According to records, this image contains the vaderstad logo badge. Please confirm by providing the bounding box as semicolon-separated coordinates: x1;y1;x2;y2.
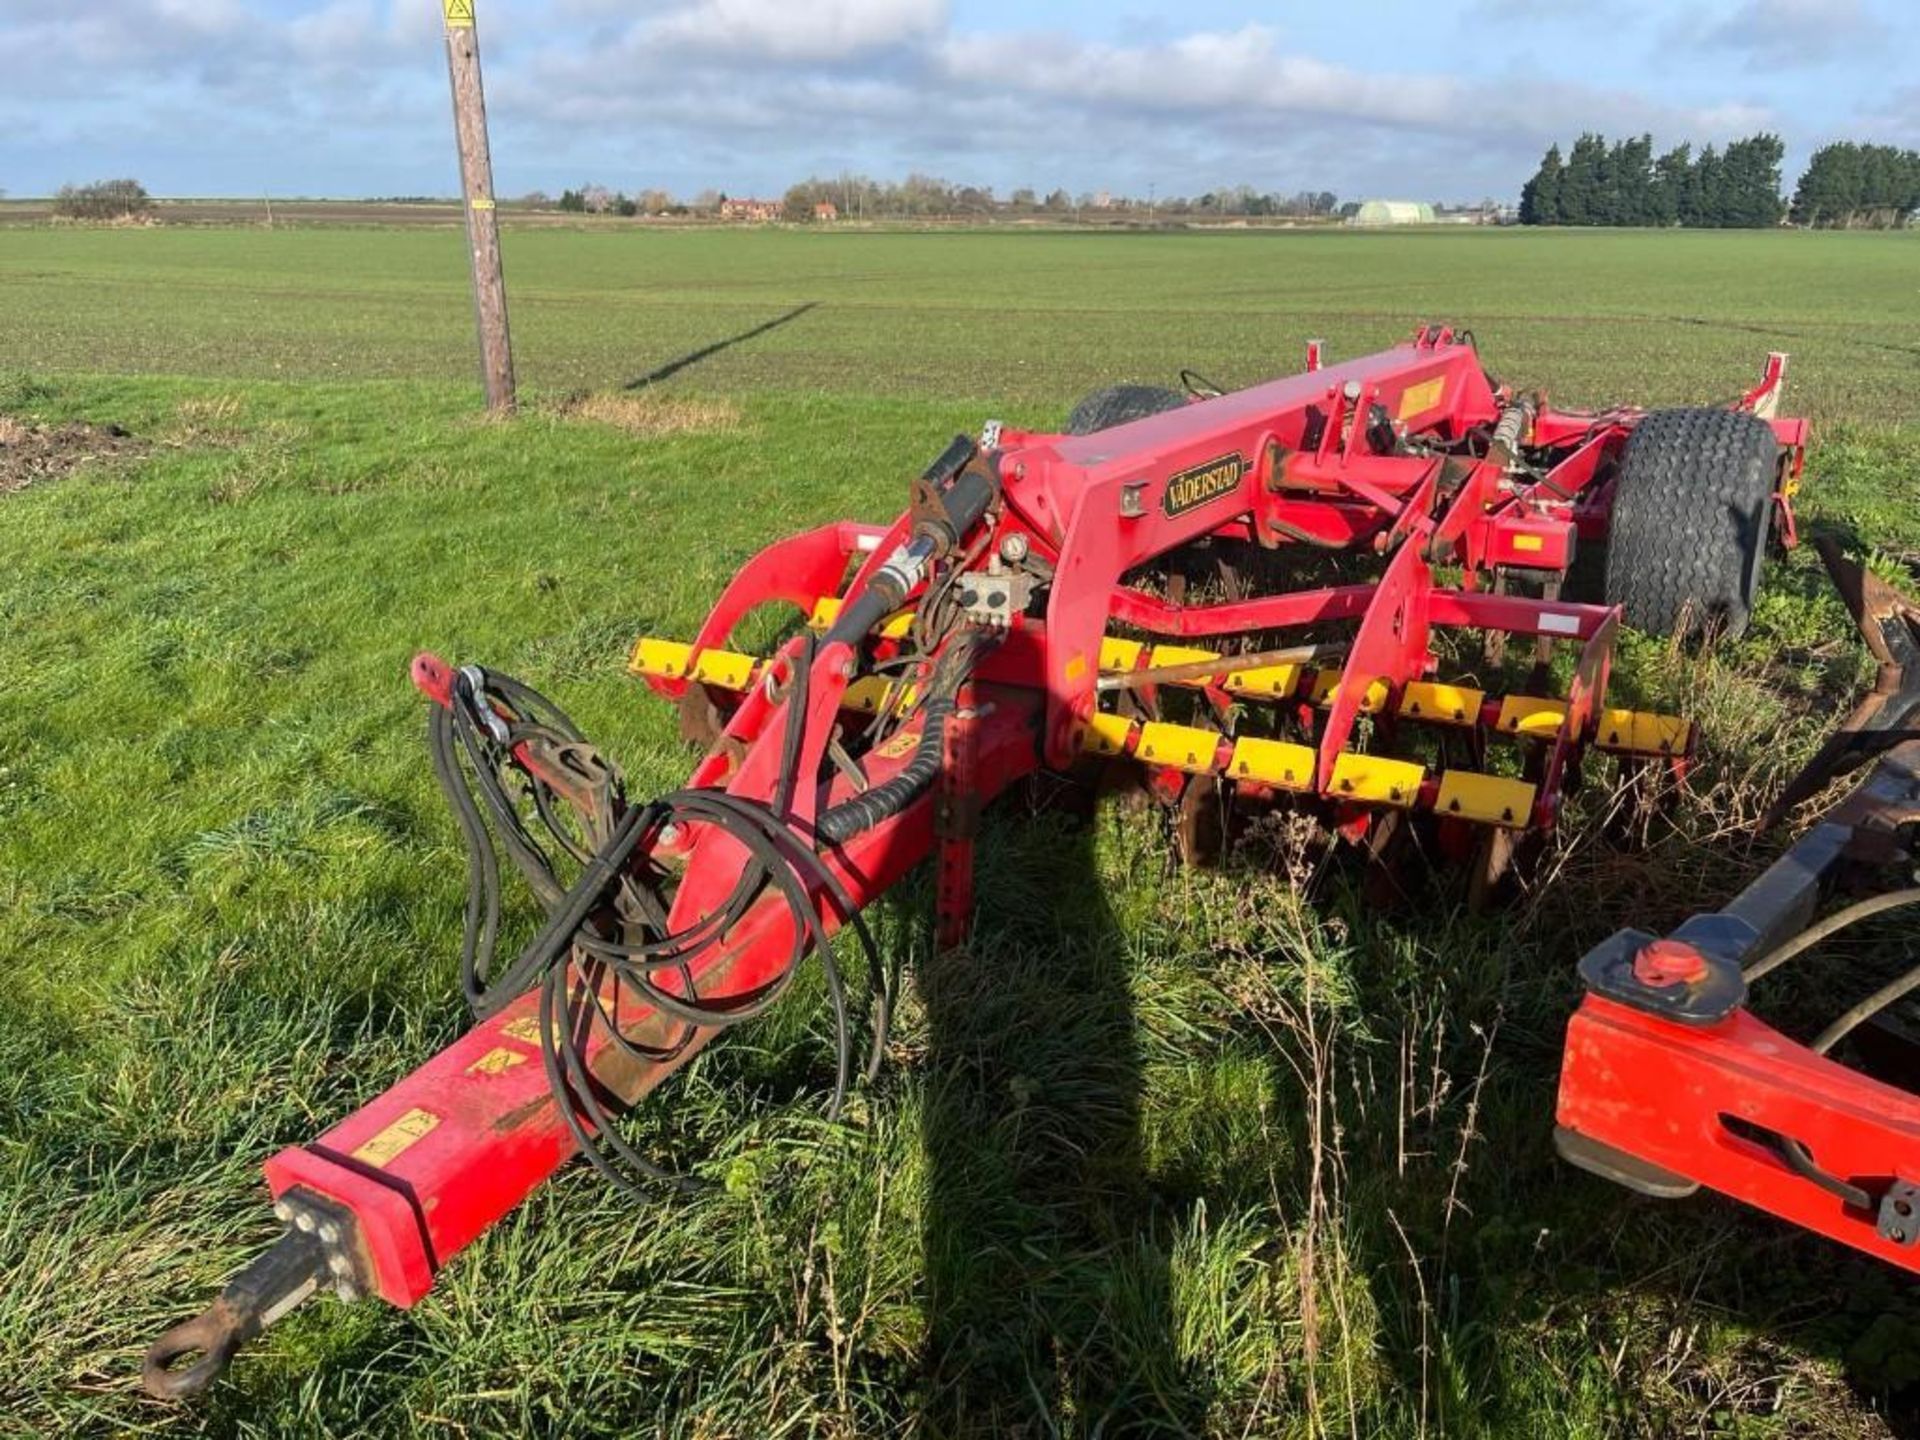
1162;452;1245;517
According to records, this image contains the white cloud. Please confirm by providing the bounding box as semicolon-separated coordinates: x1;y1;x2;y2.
1699;0;1887;68
647;0;947;62
933;24;1768;148
0;0;1868;200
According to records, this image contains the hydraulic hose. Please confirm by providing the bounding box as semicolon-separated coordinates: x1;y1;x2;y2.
428;628;988;1193
818;693;954;844
428;438;1002;1192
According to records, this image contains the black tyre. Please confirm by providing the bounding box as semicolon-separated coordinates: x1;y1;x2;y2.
1066;384;1187;435
1603;407;1778;641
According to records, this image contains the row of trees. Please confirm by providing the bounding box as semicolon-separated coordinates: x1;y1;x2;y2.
1519;133;1787;228
776;175;1345;221
555;185;680;216
51;178;152;221
541;176;1347;222
1789;142;1920;228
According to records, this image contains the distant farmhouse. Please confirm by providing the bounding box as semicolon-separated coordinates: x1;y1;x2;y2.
1349;199;1436;226
813;201;838;221
718;197;781;222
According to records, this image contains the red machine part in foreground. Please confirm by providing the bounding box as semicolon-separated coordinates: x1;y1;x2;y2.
143;328;1846;1399
1557;542;1920;1268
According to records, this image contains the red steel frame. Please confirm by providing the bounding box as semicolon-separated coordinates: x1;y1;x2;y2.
154;329;1854;1393
1556;740;1920;1272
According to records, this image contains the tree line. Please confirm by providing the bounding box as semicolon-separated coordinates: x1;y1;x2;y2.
541;175;1352;222
1519;133;1788;228
1789;142;1920;228
774;175;1345;221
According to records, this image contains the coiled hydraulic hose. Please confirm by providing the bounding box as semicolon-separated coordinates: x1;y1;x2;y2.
430;626;985;1193
429;440;1001;1191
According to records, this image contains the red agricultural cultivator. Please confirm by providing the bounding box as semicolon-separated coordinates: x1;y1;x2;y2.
143;329;1919;1400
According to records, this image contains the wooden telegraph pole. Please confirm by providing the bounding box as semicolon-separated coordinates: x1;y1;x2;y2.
440;0;516;413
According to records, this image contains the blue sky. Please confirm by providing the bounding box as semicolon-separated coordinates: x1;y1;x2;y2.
0;0;1913;202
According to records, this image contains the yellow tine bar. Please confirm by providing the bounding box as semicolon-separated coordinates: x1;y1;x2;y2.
843;678;920;715
1226;736;1317;791
1136;721;1224;774
629;637;694;680
843;677;890;713
1435;770;1537;828
1311;671;1392;713
1222;663;1302;699
1496;695;1569;739
1329;752;1424;806
806;596;915;639
1081;711;1136;757
632;634;925;716
1146;643;1222;670
688;648;758;690
1596;708;1692;756
1398;680;1484;725
1098;639;1301;698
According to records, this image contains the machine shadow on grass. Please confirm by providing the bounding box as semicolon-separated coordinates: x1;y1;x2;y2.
621;303;818;390
906;757;1920;1436
914;778;1206;1435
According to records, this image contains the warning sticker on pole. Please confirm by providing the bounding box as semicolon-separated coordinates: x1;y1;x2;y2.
443;0;474;26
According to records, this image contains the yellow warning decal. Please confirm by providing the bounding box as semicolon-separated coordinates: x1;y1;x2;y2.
1064;653;1088;684
351;1108;440;1168
1397;377;1445;421
443;0;475;25
1511;533;1544;553
470;196;495;211
501;1015;542;1045
873;727;922;760
466;1047;527;1077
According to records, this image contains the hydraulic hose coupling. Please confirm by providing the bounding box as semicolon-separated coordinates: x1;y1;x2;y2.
830;436;1001;647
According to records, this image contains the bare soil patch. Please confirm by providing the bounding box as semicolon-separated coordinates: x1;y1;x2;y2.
0;417;143;496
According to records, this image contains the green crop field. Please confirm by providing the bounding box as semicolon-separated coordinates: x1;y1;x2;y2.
1;225;1917;1438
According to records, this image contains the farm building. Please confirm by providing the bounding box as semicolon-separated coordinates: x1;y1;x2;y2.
718;197;781;222
1349;199;1436;226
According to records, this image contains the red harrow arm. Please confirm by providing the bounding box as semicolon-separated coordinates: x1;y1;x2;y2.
142;329;1819;1398
1557;541;1920;1269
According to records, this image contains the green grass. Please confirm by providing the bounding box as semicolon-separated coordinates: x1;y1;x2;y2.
2;227;1919;1438
1;226;1916;423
